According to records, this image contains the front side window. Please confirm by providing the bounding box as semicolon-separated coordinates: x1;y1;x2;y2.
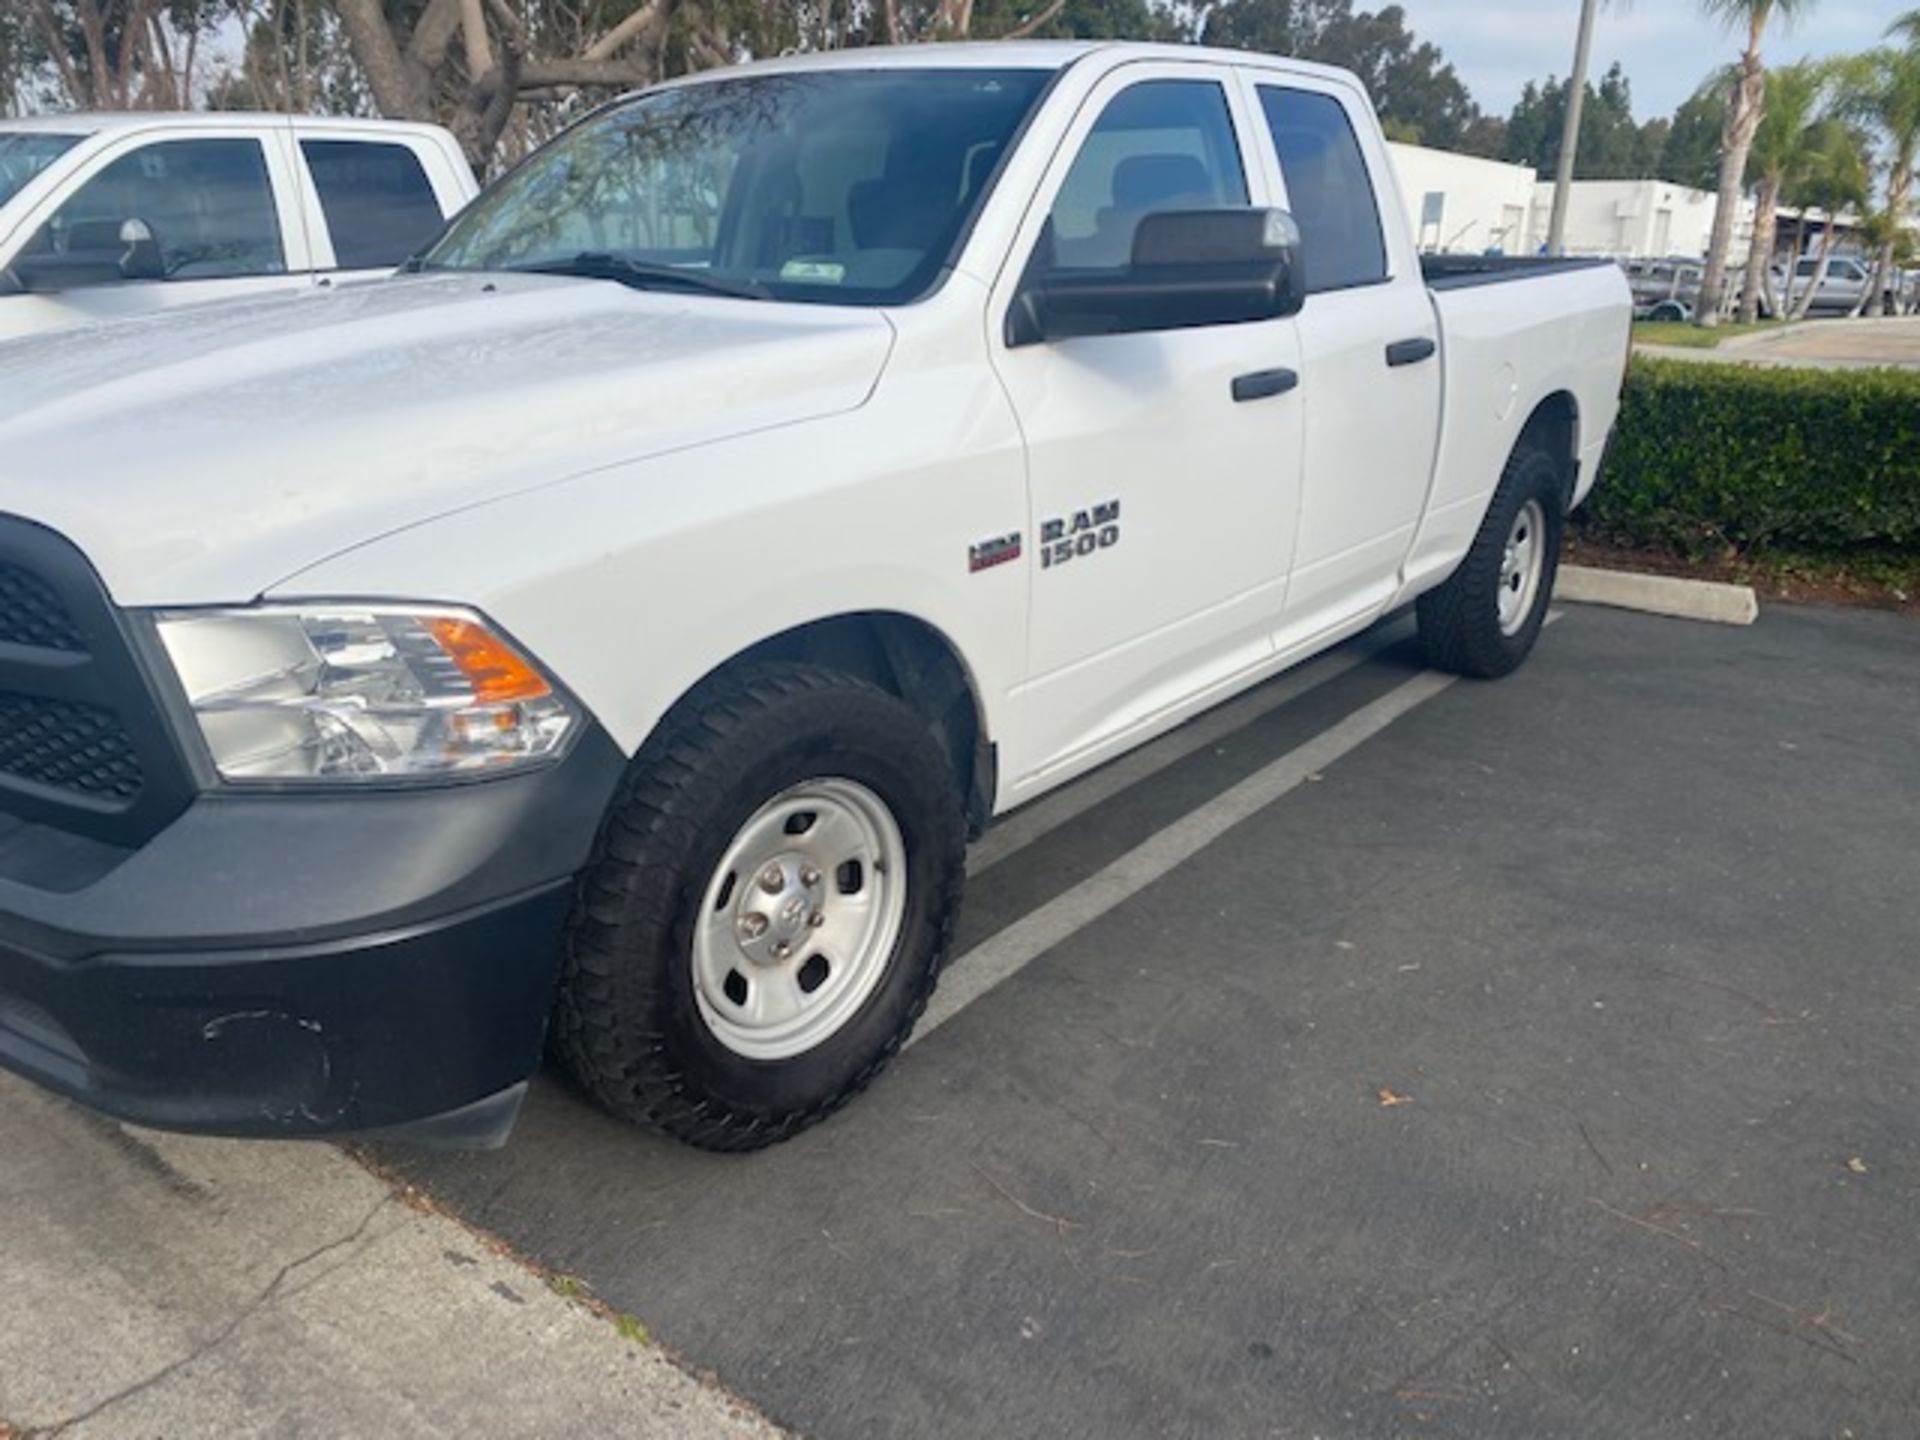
1039;79;1248;274
1257;86;1388;294
20;137;285;281
0;132;84;209
428;69;1050;306
302;139;445;270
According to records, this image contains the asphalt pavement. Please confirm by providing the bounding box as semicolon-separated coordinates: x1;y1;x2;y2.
375;601;1920;1439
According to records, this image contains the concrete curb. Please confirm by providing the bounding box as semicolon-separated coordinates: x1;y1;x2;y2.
1557;564;1759;626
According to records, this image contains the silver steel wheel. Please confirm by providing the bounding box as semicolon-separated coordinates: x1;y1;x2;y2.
1497;498;1546;637
691;777;908;1061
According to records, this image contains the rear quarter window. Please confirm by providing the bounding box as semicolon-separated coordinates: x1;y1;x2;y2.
301;139;446;270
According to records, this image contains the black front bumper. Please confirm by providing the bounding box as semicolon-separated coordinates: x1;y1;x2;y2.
0;728;626;1147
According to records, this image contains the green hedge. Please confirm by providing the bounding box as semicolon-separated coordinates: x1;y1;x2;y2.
1577;357;1920;558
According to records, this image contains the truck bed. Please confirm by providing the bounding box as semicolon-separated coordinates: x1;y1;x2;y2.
1421;254;1620;292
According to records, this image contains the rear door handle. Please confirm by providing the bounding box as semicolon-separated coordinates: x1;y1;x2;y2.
1386;337;1437;367
1231;368;1300;402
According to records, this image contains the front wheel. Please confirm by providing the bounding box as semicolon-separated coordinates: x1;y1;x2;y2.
554;662;965;1151
1416;439;1565;679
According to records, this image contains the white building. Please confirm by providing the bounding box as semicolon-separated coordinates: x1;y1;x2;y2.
1381;141;1756;263
1525;178;1753;261
1385;142;1537;255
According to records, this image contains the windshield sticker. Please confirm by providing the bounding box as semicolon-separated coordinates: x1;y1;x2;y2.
780;259;847;284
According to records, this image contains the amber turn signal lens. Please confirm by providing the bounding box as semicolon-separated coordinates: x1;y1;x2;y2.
425;616;553;703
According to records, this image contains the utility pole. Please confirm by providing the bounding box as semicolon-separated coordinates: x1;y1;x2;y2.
1546;0;1601;256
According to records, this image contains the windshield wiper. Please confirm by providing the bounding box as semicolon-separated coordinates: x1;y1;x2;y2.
511;252;770;300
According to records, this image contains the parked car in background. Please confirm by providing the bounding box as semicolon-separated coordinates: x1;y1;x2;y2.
1622;256;1723;322
1772;254;1873;315
0;114;477;343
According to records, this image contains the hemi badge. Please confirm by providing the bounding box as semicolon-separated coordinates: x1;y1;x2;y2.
969;532;1022;573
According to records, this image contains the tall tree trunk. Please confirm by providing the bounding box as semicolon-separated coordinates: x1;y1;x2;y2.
1738;174;1780;324
1851;164;1912;319
334;0;434;119
1696;14;1768;328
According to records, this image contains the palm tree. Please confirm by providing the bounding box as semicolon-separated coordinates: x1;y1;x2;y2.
1694;0;1820;328
1839;22;1920;316
1738;59;1829;321
1782;119;1874;318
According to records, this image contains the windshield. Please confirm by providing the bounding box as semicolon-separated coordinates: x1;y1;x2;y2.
0;132;84;209
428;68;1050;306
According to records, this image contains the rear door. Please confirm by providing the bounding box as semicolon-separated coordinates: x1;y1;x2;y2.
291;128;472;285
1238;69;1442;650
988;62;1305;790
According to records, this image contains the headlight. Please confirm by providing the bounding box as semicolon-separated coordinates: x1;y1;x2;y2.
154;605;580;782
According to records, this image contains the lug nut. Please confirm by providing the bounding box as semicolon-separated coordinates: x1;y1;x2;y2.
800;866;821;887
738;912;769;940
758;864;785;894
808;912;826;928
771;940;792;960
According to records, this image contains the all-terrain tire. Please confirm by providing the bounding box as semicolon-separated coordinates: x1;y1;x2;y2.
1416;438;1565;679
553;661;965;1152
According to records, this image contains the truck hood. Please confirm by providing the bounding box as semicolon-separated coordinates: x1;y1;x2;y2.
0;273;894;605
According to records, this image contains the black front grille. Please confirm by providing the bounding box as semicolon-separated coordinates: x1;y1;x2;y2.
0;561;86;652
0;516;194;846
0;692;145;801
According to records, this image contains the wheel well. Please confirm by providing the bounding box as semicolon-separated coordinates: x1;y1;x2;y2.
718;613;993;839
1519;392;1580;507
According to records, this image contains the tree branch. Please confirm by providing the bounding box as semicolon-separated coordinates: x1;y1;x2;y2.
1003;0;1065;39
583;0;664;62
460;0;494;77
335;0;432;117
404;0;468;75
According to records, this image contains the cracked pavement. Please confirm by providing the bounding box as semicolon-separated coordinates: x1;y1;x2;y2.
0;1073;781;1440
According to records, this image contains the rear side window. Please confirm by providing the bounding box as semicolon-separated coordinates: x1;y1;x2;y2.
301;139;444;270
1256;87;1388;294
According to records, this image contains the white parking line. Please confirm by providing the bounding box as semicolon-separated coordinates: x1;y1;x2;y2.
913;666;1459;1045
965;616;1415;878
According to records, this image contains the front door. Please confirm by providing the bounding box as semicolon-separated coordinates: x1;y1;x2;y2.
2;129;310;340
989;64;1305;794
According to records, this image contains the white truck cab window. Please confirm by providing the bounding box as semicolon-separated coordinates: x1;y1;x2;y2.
301;139;445;270
19;137;284;283
1041;80;1248;273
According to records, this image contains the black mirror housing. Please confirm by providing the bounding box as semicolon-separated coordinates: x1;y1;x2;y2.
1007;206;1305;348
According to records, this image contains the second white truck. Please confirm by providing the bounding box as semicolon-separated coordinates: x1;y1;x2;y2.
0;113;476;342
0;42;1631;1151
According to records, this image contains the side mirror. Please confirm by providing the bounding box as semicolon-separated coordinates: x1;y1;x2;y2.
1007;207;1305;348
118;218;165;281
8;217;165;292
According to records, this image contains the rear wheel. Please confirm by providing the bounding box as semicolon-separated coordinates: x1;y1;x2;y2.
554;662;965;1151
1417;438;1565;679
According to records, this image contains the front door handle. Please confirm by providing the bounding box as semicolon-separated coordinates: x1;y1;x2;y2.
1231;367;1300;402
1386;337;1437;367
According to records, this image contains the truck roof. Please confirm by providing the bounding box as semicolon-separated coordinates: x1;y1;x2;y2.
0;111;456;138
640;40;1362;89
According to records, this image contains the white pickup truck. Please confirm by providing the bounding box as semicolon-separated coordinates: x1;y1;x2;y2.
0;113;476;342
0;43;1630;1151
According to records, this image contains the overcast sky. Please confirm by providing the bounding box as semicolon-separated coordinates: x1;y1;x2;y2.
1401;0;1908;120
